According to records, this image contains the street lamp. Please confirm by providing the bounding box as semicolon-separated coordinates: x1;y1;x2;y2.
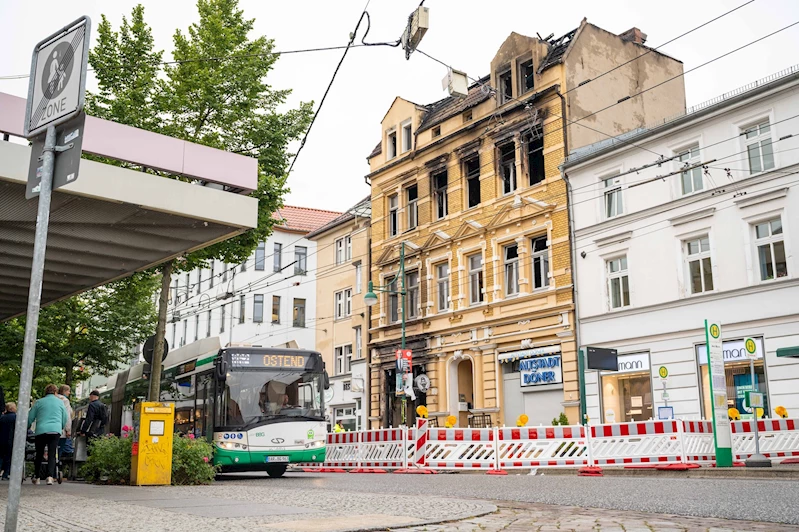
364;242;410;424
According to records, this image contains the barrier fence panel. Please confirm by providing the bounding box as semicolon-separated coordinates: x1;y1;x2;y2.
497;426;589;469
425;427;497;470
359;428;407;469
732;418;799;461
325;431;360;468
589;421;683;466
681;420;715;464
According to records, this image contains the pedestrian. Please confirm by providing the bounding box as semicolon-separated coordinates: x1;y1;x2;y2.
333;420;344;433
0;402;16;480
56;385;74;458
27;385;67;485
79;390;108;445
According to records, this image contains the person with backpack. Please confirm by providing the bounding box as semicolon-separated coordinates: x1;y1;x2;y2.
79;390;108;443
0;402;16;480
28;385;68;485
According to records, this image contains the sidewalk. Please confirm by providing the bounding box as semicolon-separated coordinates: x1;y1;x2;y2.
0;481;496;532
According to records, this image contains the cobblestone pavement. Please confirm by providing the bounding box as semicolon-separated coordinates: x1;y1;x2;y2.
395;502;799;531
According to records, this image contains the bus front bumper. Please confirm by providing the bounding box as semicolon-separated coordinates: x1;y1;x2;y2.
214;446;326;468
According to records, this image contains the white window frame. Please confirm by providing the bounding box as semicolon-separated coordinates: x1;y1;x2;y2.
355;263;363;294
433;170;448;220
436;263;450;312
387;277;399;323
606;256;630;310
336;236;352;264
194;314;199;342
401;119;412;153
504;244;519;297
603;173;623;219
531;235;550;290
499;143;516;195
685;235;714;295
406;271;419;319
468;253;484;305
354;326;362;360
676;144;703;195
754;217;787;282
253;294;264;323
335;289;352;320
406;185;418;230
335;344;353;375
386;128;397;160
743;119;775;175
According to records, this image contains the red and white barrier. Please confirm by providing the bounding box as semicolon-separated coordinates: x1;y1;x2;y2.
589;421;683;466
424;427;497;470
358;428;407;469
325;431;360;468
682;420;715;464
732;418;799;461
497;426;590;469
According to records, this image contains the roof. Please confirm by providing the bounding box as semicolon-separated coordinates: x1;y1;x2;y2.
416;75;493;135
272;205;342;234
368;140;382;159
538;28;578;72
306;195;372;239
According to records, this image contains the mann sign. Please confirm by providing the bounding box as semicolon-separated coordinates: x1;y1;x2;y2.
519;355;563;387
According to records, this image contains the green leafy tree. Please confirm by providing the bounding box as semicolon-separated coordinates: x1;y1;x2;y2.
85;1;312;399
0;273;158;390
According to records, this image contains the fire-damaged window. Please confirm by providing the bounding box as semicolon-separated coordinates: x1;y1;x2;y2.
433;170;448;220
498;69;512;105
499;142;516;195
519;58;534;93
465;156;481;208
526;132;545;186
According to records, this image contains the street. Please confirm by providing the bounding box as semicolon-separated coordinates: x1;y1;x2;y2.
1;472;798;531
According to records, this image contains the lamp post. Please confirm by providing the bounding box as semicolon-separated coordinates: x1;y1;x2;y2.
364;242;407;423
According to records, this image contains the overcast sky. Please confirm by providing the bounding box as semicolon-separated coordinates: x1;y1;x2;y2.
2;0;798;212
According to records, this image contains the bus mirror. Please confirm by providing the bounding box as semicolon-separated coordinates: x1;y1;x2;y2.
324;370;330;390
215;360;228;382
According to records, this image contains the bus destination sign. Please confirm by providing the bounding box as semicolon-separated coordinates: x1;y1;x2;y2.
229;352;309;369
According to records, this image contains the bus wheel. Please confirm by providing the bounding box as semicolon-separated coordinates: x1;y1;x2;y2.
266;464;287;478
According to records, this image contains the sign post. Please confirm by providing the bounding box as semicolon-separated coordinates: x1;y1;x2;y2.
5;16;90;532
704;320;733;467
744;337;771;468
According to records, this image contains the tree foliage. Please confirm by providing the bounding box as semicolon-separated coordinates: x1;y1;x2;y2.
0;273;159;391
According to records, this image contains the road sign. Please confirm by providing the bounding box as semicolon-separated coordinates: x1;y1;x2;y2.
143;334;170;365
658;366;669;379
744;337;758;359
24;16;91;138
26;112;85;198
745;391;764;409
705;319;733;467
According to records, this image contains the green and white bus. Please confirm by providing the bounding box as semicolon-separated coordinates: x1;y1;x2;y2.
87;338;328;477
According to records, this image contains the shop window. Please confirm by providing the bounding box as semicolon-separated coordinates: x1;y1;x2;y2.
743;120;774;174
433;171;448;220
698;341;768;421
685;236;713;294
677;145;703;195
465;156;481;208
601;356;652;423
388;194;399;237
406;185;418;229
334;406;359;432
504;244;519;296
526;133;545;186
436;263;449;311
607;256;630;309
499;143;516;195
754;218;787;281
531;236;549;290
468;254;484;304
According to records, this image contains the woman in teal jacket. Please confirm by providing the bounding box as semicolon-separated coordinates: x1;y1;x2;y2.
28;384;67;485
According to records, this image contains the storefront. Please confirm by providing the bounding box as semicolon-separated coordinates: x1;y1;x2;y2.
599;352;653;423
500;345;564;426
697;337;768;421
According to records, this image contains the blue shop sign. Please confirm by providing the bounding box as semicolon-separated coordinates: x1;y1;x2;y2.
519;354;563;387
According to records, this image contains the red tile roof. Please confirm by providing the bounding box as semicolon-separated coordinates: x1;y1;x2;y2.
272;205;342;234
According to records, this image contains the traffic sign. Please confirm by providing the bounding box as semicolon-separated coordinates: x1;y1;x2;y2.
24;16;91;138
26;112;85;199
744;337;758;359
745;391;764;409
658;366;669;379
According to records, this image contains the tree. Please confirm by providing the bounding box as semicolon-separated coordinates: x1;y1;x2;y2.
0;273;159;392
86;1;313;399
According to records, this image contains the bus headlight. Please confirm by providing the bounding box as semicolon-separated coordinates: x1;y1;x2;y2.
305;440;325;449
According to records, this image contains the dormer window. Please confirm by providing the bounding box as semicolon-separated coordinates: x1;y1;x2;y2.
519;58;534;94
432;126;441;138
498;69;512;105
387;128;397;160
401;120;412;153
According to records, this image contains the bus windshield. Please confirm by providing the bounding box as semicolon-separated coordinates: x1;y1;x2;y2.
217;369;324;428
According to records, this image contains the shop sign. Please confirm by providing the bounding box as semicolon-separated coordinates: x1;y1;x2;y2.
696;337;764;364
601;352;649;375
519;355;562;387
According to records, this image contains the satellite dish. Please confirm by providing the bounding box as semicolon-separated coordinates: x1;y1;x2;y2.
143;335;169;364
324;388;335;404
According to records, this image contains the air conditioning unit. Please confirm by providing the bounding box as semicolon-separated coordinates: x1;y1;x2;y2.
441;69;469;98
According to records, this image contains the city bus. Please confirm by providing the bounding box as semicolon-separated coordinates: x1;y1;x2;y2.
81;338;328;477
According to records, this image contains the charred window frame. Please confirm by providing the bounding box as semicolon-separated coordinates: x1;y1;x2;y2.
525;132;545;186
499;142;517;195
464;155;481;208
519;58;535;94
433;170;448;220
498;68;512;105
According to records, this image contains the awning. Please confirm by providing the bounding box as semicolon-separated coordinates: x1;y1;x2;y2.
777;346;799;358
498;345;561;363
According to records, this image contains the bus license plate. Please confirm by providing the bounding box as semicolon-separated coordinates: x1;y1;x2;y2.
265;456;289;463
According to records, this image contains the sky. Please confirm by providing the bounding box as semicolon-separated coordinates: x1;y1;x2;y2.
1;0;798;213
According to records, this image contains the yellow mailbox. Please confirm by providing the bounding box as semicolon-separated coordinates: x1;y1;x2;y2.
131;402;174;486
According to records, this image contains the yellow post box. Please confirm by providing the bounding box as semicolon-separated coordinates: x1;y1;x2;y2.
131;402;174;486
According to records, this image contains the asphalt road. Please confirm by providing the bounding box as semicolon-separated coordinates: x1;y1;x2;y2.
222;471;799;525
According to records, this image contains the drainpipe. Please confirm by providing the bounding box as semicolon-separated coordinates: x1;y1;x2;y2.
558;88;585;425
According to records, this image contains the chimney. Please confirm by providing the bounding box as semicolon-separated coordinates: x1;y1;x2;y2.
619;27;647;45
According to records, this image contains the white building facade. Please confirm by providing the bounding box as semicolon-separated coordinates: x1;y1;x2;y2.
167;206;341;353
566;66;799;424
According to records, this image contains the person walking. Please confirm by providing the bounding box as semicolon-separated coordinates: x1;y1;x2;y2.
56;385;74;457
79;390;107;444
27;385;67;485
0;403;16;480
